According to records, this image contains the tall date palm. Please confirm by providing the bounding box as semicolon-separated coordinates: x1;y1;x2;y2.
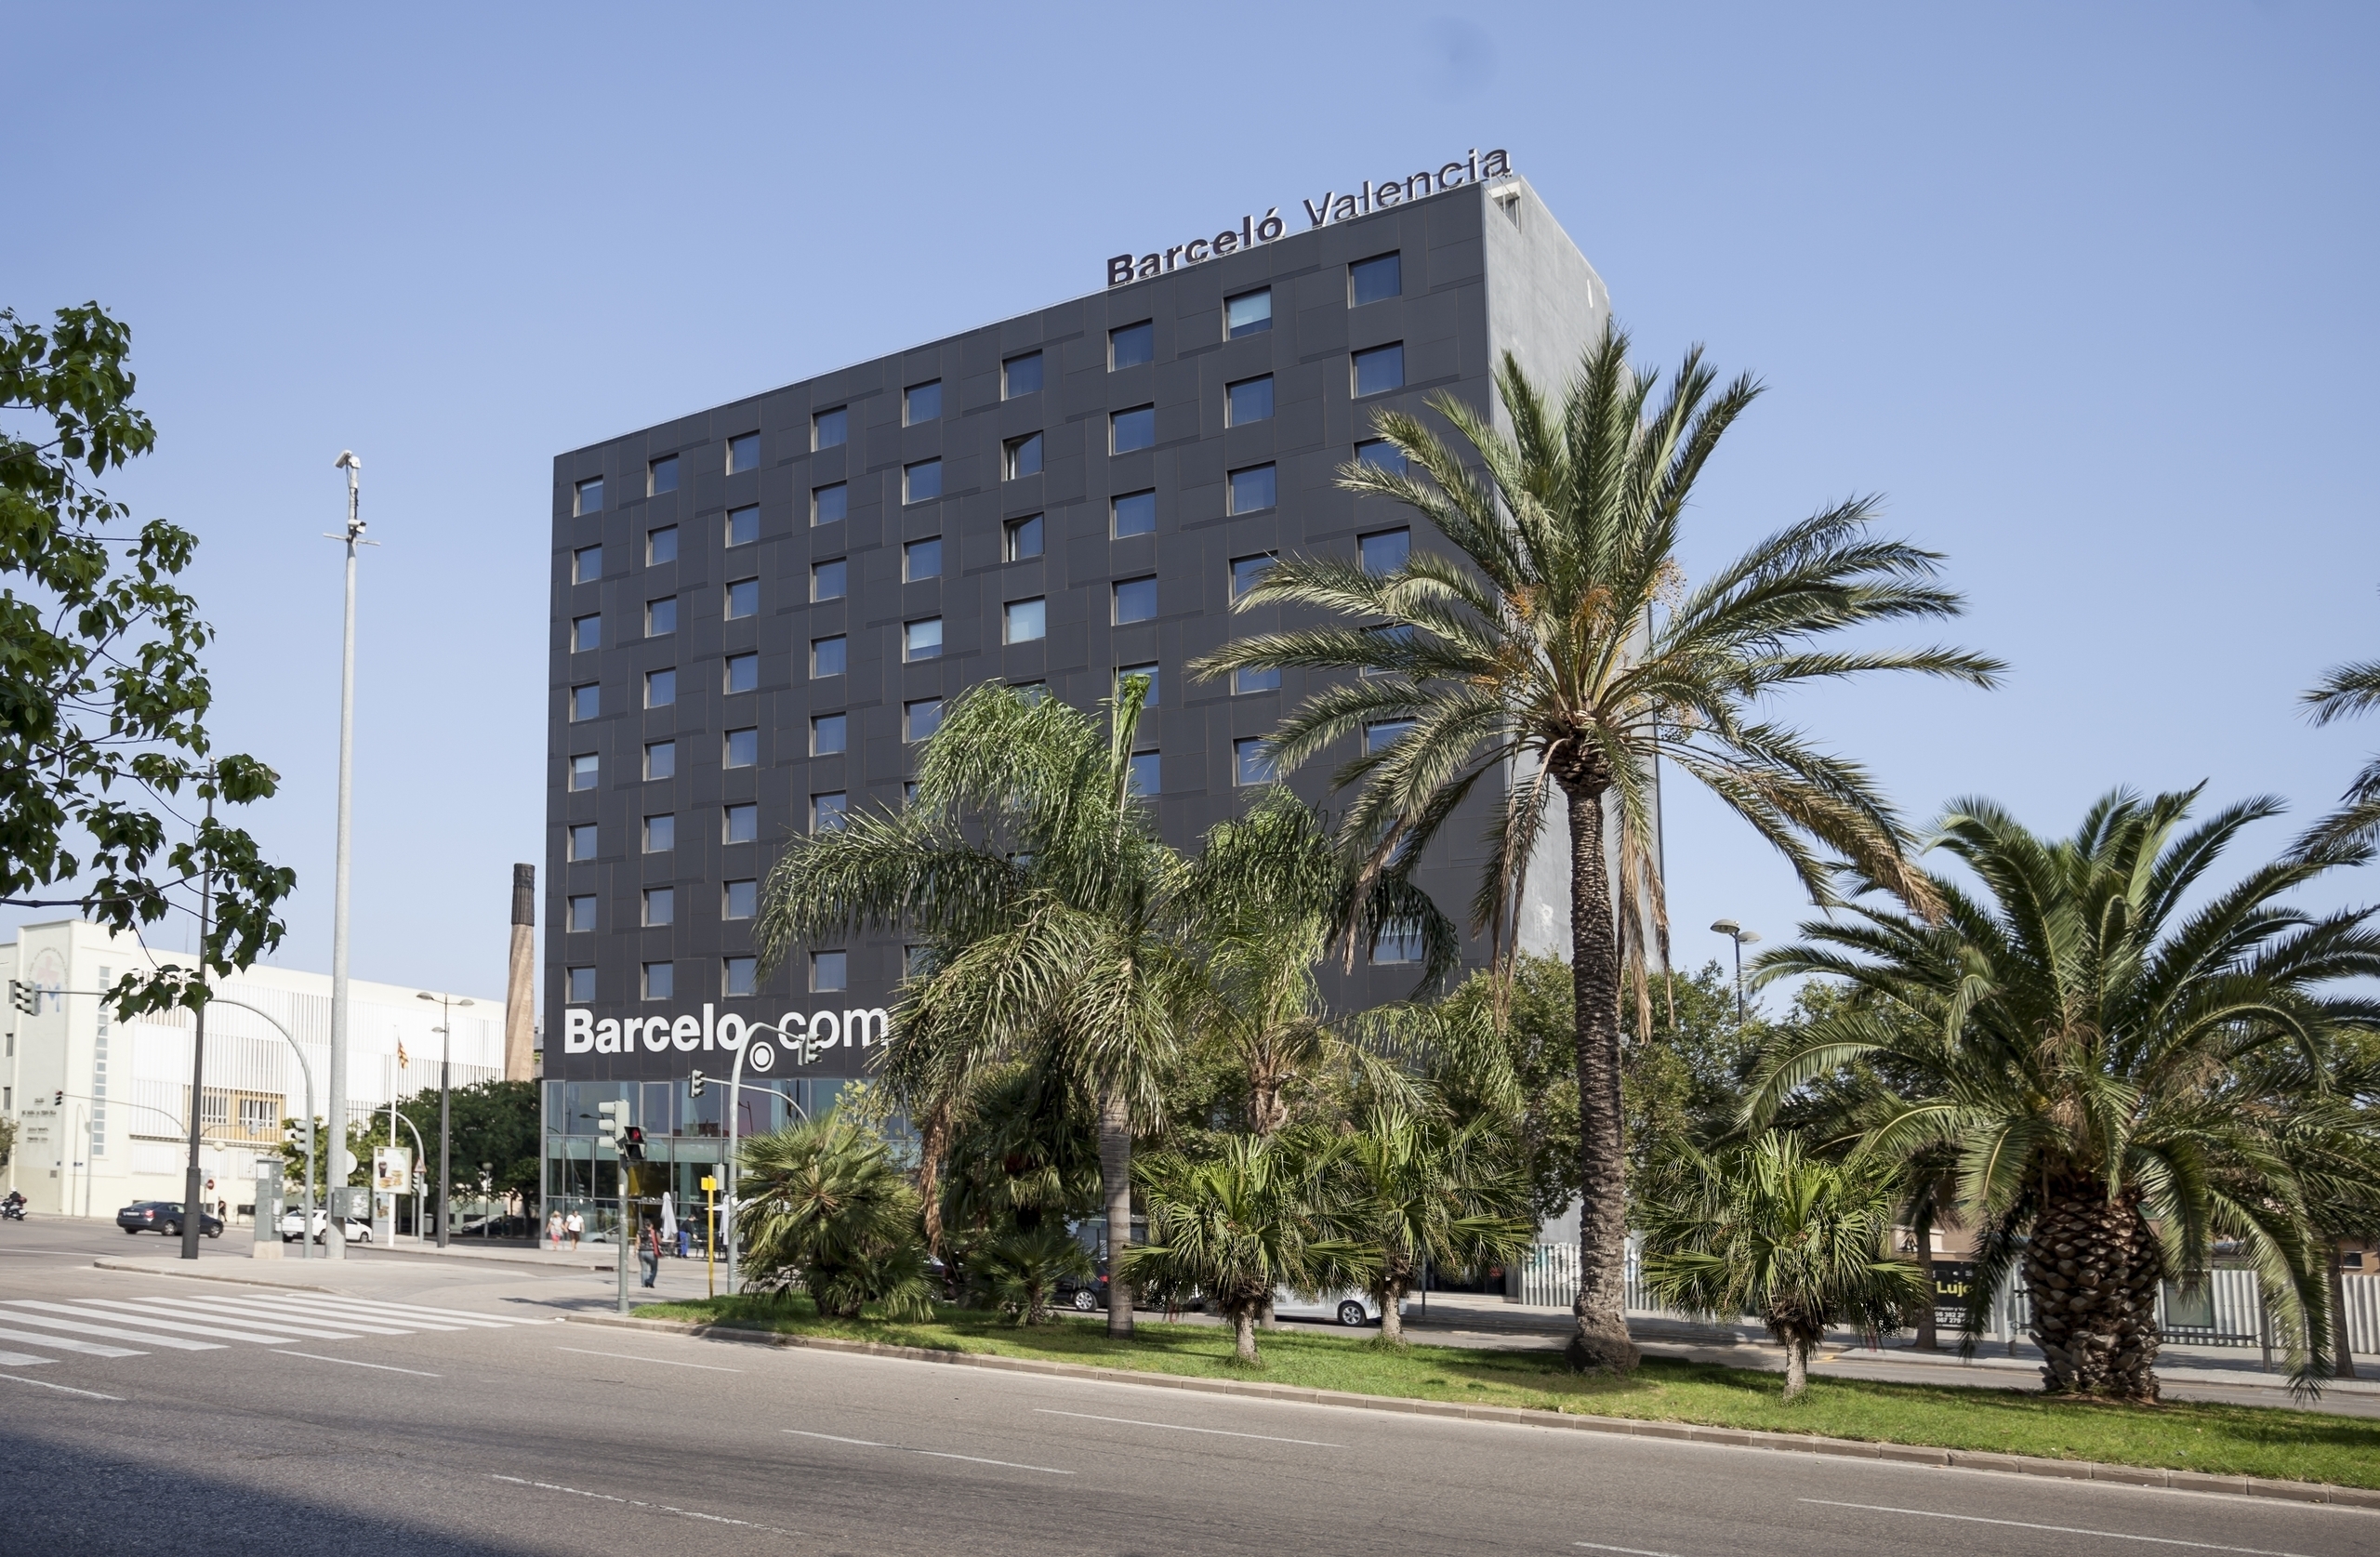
1192;328;1999;1372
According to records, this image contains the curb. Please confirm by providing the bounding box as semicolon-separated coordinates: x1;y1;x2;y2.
563;1313;2380;1511
92;1259;341;1295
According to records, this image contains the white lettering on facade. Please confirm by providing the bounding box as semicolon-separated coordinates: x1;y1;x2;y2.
557;1005;890;1071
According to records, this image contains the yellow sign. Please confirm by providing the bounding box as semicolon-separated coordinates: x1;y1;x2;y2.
700;1176;717;1193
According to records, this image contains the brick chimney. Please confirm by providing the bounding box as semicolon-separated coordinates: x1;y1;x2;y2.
504;863;536;1082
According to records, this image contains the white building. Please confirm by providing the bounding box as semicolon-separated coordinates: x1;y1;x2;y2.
1;917;504;1219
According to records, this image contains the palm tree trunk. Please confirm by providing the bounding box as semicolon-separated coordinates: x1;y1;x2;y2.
1099;1084;1134;1339
2027;1179;2162;1403
1233;1307;1259;1365
1379;1280;1406;1344
2330;1240;2360;1380
1912;1199;1938;1352
915;1103;951;1260
1556;772;1641;1376
1782;1337;1811;1401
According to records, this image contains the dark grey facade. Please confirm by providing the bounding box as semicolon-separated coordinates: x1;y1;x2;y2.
544;174;1608;1115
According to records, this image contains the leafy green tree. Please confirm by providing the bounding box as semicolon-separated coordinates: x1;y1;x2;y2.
1193;330;1997;1373
1752;788;2380;1397
0;304;292;1014
389;1080;540;1203
1121;1136;1314;1365
1640;1130;1924;1400
757;680;1196;1337
972;1223;1096;1326
735;1113;932;1320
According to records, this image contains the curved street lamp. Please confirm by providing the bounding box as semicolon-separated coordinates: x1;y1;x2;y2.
1709;920;1761;1022
717;1019;829;1298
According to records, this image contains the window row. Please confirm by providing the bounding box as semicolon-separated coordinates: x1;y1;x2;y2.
565;879;760;931
563;949;851;1005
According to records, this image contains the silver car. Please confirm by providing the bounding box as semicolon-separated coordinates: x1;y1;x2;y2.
278;1210;373;1244
1271;1287;1410;1327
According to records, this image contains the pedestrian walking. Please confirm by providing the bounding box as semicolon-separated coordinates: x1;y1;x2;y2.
565;1207;583;1249
638;1218;661;1288
546;1209;562;1250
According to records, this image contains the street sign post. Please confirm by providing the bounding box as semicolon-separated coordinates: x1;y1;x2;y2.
702;1174;718;1299
253;1167;284;1260
597;1101;630;1315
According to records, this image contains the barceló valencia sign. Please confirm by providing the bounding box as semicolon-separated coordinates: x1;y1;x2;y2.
562;1003;890;1063
1106;148;1513;287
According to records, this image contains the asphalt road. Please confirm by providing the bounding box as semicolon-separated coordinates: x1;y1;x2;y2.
3;1221;2375;1557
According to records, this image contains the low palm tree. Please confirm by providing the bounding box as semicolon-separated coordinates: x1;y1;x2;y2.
1120;1137;1314;1365
1640;1130;1924;1400
756;680;1193;1338
1192;328;2000;1372
735;1113;933;1321
2297;657;2380;855
1311;1100;1532;1344
972;1223;1096;1326
1751;788;2380;1397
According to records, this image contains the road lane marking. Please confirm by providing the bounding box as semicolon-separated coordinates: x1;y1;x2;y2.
1797;1499;2319;1555
271;1294;526;1327
0;1328;142;1358
0;1349;56;1366
68;1297;365;1339
0;1373;122;1400
274;1351;441;1377
230;1297;463;1333
4;1300;298;1345
781;1429;1071;1475
557;1346;740;1372
0;1309;222;1350
1033;1407;1342;1447
1576;1543;1686;1557
489;1474;803;1537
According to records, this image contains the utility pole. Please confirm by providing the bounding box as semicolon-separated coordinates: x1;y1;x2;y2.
1710;919;1760;1023
416;992;472;1247
324;451;367;1260
179;781;216;1261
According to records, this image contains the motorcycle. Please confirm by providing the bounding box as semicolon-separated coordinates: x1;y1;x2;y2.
0;1201;26;1221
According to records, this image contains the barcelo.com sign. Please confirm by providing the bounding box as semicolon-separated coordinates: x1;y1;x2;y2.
562;1003;890;1058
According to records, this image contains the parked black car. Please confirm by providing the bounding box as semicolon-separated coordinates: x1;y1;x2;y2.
116;1201;223;1238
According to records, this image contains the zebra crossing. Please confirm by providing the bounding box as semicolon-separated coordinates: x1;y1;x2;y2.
0;1287;545;1367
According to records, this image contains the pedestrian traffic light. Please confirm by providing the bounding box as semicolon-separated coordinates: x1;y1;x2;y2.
621;1126;647;1162
687;1069;706;1097
54;1089;64;1106
595;1099;626;1145
10;980;36;1016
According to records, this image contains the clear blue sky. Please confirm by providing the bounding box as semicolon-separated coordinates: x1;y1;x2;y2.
7;3;2375;1007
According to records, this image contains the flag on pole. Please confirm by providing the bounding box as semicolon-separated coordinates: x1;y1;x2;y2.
396;1039;410;1068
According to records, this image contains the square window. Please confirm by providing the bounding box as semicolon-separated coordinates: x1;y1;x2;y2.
642;887;674;928
812;559;847;601
726;505;760;547
904;779;922;805
811;950;847;994
1234;737;1276;785
646;597;678;637
724;727;758;767
724;878;759;919
722;955;757;996
1112;490;1157;537
811;792;847;832
1128;751;1160;797
905;381;942;424
1350;252;1402;307
904;944;932;979
1226;376;1274;426
645;667;676;707
648;455;679;495
569;754;598;791
723;802;758;844
1360;527;1411;574
1364;719;1416;754
564;894;593;935
644;740;677;780
1355;439;1408;474
1003;351;1043;397
566;966;596;1003
1117;663;1158;707
572;614;600;653
905;698;943;742
813;406;847;449
1112;576;1157;624
904;536;942;581
1004;431;1043;480
813;482;848;525
904;458;942;503
1353;343;1406;397
567;822;599;861
811;713;847;755
811;635;846;678
1232;665;1281;695
572;544;602;585
642;961;675;1001
725;577;760;619
646;525;678;565
1228;464;1276;514
724;652;758;693
726;431;760;473
1225;288;1272;337
1110;405;1156;454
574;476;603;515
905;617;944;661
1004;598;1047;643
1370;921;1424;964
1109;321;1154;369
1363;623;1415;675
1231;553;1276;599
643;813;674;852
1009;682;1047;706
569;683;600;721
1004;513;1044;561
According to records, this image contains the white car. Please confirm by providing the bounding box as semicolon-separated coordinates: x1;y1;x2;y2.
1272;1287;1411;1327
278;1210;373;1244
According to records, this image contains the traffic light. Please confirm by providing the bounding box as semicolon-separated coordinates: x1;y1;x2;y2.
621;1126;647;1162
595;1099;626;1147
10;980;36;1016
687;1069;706;1098
54;1090;64;1106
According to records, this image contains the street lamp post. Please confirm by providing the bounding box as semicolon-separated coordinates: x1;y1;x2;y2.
1709;919;1760;1022
721;1021;825;1298
324;451;368;1260
416;992;473;1247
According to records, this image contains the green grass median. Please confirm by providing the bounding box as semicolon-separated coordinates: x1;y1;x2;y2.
632;1296;2376;1489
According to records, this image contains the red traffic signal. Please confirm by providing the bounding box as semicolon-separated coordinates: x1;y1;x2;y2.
621;1125;647;1161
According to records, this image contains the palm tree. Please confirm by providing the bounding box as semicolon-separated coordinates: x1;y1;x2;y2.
755;680;1193;1338
1311;1100;1532;1344
972;1222;1096;1326
735;1113;933;1321
1191;328;2000;1372
2298;658;2380;855
1120;1137;1314;1365
1751;788;2380;1398
1640;1130;1925;1400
